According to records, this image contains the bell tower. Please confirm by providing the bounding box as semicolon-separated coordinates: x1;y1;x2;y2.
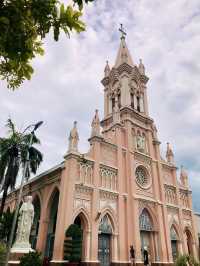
101;25;149;128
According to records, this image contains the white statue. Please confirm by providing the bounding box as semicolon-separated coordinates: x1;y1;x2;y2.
91;109;101;137
11;196;34;252
137;135;145;152
68;121;79;153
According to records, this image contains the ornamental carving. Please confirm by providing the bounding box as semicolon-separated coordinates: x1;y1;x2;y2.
135;166;151;189
138;199;156;214
77;161;93;185
100;166;118;191
134;152;152;166
165;185;177;205
179;190;189;209
74;198;91;212
99;190;118;212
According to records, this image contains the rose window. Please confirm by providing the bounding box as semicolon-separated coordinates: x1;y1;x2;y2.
135;166;151;189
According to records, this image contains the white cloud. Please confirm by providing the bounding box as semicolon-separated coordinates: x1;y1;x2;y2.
0;0;200;210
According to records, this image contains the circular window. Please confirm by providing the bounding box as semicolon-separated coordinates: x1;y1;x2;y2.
135;166;151;189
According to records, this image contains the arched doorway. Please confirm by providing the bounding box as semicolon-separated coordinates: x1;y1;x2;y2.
98;215;112;266
139;209;155;261
73;212;89;261
170;226;179;261
45;189;59;259
185;228;193;256
30;196;41;249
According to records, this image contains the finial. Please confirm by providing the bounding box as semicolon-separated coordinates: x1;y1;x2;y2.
180;165;189;187
91;109;101;137
104;60;110;77
119;23;127;40
166;142;174;164
139;58;145;75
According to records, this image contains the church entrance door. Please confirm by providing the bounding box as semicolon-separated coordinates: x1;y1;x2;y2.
98;234;111;266
98;215;113;266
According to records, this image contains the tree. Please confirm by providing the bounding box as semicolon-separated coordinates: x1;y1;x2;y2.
0;0;94;89
0;209;15;244
63;224;83;262
0;119;43;216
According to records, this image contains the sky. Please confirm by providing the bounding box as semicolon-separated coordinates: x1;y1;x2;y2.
0;0;200;211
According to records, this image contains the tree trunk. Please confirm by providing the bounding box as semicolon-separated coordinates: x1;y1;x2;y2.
0;187;8;217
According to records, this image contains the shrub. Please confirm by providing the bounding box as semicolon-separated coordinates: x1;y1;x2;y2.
0;242;7;266
63;224;82;262
19;251;42;266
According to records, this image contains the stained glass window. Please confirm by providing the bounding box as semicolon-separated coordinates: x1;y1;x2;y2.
99;215;112;234
139;209;153;231
135;167;150;188
170;227;178;240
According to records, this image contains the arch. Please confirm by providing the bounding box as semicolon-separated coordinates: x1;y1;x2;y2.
30;195;41;249
139;207;158;231
45;188;60;259
98;209;117;266
170;224;179;261
99;207;118;234
184;227;194;256
72;207;91;232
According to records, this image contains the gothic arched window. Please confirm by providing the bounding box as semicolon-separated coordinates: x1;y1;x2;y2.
137;96;140;112
99;215;112;234
139;209;153;231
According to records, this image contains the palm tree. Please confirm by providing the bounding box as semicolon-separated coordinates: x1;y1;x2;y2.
0;119;43;216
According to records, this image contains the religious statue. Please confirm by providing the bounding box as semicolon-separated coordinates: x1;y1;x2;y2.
68;121;79;153
113;100;120;123
136;135;145;152
12;196;34;251
91;109;101;137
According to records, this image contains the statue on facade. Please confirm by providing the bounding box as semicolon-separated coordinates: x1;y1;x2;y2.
91;109;101;137
12;196;34;251
113;99;120;123
68;121;79;153
136;135;145;152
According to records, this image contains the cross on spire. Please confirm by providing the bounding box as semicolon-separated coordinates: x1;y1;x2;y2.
119;24;127;39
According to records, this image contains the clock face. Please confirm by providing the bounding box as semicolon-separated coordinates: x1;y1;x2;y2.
135;166;150;189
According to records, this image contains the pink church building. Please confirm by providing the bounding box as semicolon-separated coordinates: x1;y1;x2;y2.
4;33;199;266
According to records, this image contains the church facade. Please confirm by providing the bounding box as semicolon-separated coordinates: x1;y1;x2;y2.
4;34;199;266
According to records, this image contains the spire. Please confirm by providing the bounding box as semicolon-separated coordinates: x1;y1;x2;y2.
114;24;134;68
139;59;145;75
166;142;174;164
68;121;79;153
91;109;101;137
104;60;110;77
180;165;189;187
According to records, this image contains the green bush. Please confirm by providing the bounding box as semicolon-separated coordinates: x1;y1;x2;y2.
0;242;7;266
175;255;200;266
19;251;42;266
63;224;82;262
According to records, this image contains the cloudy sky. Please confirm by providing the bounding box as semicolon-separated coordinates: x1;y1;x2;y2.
1;0;200;211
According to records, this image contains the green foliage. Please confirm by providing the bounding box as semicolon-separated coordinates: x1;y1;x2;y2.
175;255;200;266
0;209;15;244
19;251;42;266
0;0;94;89
0;118;43;216
0;242;7;266
64;224;83;262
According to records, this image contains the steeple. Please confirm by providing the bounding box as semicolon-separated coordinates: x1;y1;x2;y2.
180;165;189;187
104;61;110;77
114;24;134;68
166;142;174;164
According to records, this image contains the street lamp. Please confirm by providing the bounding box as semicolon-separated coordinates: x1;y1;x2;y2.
5;121;43;266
